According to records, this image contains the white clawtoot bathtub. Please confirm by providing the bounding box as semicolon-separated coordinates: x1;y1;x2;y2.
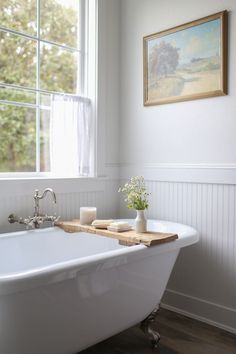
0;219;198;354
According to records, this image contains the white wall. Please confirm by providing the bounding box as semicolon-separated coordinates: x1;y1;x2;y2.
119;0;236;333
120;0;236;166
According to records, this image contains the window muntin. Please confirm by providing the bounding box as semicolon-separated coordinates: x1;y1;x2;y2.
0;0;85;174
0;85;36;104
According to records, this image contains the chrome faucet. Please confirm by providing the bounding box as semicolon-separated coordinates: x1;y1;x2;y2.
34;188;57;217
8;188;60;229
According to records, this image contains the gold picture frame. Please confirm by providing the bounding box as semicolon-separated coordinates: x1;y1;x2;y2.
143;10;228;106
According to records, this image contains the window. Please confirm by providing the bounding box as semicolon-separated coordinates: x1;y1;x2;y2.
0;0;92;176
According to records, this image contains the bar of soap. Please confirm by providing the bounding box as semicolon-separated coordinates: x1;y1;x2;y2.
107;222;132;232
91;219;114;229
109;222;130;229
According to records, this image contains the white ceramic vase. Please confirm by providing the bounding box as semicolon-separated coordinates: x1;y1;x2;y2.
134;210;147;233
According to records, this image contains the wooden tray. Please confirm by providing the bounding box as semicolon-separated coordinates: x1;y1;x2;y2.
55;220;178;247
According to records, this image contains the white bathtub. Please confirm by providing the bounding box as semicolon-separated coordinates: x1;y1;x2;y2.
0;219;198;354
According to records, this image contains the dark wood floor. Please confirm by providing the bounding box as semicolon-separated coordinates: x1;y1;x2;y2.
81;308;236;354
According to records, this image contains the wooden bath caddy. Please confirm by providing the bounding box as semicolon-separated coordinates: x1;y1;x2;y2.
56;220;178;247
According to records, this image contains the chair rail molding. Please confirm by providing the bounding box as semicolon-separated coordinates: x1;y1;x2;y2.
119;163;236;184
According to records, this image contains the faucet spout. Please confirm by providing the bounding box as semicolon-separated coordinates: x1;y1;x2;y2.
41;188;57;204
34;188;57;217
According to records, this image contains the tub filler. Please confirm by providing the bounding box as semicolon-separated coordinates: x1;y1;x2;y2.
0;220;198;354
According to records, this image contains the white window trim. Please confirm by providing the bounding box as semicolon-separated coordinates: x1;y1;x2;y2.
0;0;98;179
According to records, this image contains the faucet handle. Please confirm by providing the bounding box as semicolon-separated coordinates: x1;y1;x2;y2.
54;215;60;223
34;189;39;199
27;218;35;228
51;215;60;226
8;214;17;223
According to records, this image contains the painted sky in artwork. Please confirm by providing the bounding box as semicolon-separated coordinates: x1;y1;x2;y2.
148;19;221;65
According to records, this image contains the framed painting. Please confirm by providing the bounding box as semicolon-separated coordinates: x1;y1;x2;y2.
143;11;228;106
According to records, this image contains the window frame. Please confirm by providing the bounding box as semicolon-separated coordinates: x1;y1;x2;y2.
0;0;90;177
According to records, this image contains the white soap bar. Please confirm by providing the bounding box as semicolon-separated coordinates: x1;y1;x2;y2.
110;222;130;229
91;219;114;228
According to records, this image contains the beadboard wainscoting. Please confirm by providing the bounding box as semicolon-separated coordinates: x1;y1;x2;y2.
119;179;236;333
0;178;119;233
118;0;236;335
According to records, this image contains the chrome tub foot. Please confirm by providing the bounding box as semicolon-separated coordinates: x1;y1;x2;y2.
140;306;160;348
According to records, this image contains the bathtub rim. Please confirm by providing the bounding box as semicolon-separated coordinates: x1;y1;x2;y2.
0;220;199;295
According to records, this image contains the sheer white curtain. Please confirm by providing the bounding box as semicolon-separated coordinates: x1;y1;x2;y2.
50;94;94;177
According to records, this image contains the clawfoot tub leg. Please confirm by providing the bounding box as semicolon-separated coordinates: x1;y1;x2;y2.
140;305;160;348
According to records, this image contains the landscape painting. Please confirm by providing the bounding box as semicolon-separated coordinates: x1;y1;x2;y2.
143;11;227;105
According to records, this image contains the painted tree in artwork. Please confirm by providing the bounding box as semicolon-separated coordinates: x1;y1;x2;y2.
149;41;179;78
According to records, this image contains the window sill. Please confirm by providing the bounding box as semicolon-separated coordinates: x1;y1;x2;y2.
0;174;108;182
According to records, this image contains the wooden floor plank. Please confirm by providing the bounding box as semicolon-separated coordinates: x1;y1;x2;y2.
80;309;236;354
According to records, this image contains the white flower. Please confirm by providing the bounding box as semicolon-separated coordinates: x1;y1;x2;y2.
118;176;149;210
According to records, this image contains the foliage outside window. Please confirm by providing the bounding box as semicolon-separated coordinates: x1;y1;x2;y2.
0;0;85;173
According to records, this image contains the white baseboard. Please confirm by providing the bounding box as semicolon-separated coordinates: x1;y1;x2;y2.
161;288;236;335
